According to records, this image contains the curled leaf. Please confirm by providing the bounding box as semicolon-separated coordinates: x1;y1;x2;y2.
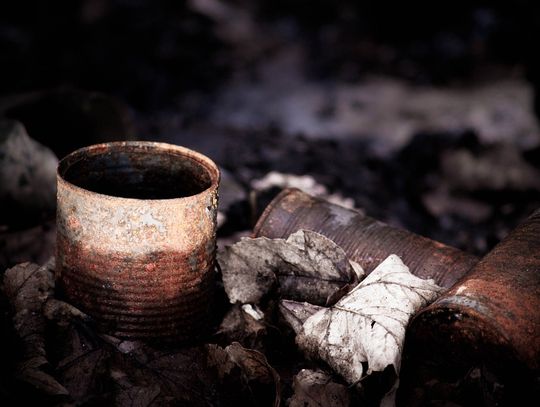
219;230;364;305
282;255;443;384
216;304;269;352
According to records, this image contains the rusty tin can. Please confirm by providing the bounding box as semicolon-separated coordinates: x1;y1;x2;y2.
254;188;478;288
398;209;540;406
56;142;220;340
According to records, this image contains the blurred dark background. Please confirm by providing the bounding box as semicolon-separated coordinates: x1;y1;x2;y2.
1;1;539;110
1;0;540;262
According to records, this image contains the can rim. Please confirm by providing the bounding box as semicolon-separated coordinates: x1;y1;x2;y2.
57;141;220;203
252;187;301;237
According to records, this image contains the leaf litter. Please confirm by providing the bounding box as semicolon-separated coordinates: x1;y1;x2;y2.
218;229;364;305
280;255;443;384
2;230;443;406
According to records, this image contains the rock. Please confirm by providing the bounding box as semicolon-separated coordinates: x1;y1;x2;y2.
0;121;58;227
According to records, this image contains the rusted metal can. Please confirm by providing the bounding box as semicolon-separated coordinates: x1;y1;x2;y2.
56;141;219;341
254;188;478;288
398;209;540;406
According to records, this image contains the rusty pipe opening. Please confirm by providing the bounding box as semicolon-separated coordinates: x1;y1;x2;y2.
56;142;220;341
254;188;479;288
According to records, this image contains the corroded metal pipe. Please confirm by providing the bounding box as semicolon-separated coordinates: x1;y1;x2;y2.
254;188;478;288
56;142;219;340
398;209;540;406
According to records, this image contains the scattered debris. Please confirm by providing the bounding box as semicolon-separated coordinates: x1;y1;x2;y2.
280;255;443;385
2;258;283;405
400;209;540;406
218;230;364;305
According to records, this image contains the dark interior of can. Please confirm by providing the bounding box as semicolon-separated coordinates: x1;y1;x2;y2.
60;144;216;199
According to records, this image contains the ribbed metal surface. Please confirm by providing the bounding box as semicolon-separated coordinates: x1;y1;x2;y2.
56;142;219;341
399;209;540;406
254;188;478;288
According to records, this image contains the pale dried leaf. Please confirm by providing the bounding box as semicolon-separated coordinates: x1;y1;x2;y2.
218;238;277;304
219;230;363;305
285;255;443;384
279;300;324;335
289;369;350;407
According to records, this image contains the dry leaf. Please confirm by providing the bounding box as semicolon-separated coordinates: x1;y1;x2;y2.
207;342;281;406
288;369;351;407
281;255;443;384
219;230;364;305
57;345;110;402
3;260;68;395
215;304;269;352
43;298;90;327
112;372;161;407
48;303;280;406
279;300;324;335
16;356;69;396
55;326;221;406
